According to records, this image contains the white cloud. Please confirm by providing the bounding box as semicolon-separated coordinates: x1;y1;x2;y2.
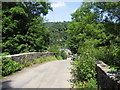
51;2;66;8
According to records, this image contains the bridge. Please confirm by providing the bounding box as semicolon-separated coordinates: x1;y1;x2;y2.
2;57;72;88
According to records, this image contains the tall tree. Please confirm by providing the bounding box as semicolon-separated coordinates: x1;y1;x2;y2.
2;2;52;54
67;2;120;54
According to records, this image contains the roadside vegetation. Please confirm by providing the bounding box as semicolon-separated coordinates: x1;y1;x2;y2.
67;2;120;88
2;54;57;76
2;57;23;76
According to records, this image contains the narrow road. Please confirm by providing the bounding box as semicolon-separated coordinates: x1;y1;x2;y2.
2;58;72;88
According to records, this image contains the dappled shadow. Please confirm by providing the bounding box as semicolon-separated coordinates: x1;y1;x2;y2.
2;80;13;89
68;78;76;88
68;69;76;88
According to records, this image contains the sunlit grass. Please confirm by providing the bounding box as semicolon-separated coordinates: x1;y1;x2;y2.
33;55;57;64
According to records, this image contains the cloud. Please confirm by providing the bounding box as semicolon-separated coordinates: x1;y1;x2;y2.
51;2;66;8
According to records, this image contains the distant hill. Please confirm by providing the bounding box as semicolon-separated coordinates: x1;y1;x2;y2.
45;21;70;47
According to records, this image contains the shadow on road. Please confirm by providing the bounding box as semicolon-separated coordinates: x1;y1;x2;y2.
2;80;13;89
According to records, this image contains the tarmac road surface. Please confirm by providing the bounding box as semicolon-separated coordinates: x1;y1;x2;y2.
2;58;72;88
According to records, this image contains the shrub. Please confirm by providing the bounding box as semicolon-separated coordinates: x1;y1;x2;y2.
71;39;97;87
48;45;63;60
55;55;63;60
2;57;23;76
75;78;98;88
84;78;98;88
61;51;68;60
72;52;96;82
71;50;97;88
95;45;120;70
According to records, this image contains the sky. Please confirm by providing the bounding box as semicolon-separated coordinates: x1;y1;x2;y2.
45;2;82;22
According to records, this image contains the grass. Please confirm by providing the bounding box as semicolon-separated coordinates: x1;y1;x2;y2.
33;55;57;64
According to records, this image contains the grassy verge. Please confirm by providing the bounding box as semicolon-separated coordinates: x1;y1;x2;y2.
33;55;57;64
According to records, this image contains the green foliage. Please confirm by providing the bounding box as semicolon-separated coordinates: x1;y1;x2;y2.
0;52;10;56
72;45;96;81
94;2;120;23
84;79;98;88
45;22;70;60
45;22;69;48
95;46;120;71
2;57;23;76
71;42;97;88
61;51;68;60
48;45;63;60
110;66;118;71
75;78;98;88
2;2;52;54
56;55;63;60
33;55;57;64
68;2;120;88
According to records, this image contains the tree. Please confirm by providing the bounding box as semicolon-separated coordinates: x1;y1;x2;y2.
45;22;69;48
2;2;52;54
67;2;120;55
67;2;104;53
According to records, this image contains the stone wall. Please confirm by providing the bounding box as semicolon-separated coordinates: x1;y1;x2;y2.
96;61;120;90
5;52;54;64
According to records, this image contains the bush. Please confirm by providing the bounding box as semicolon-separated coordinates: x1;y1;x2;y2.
72;52;96;82
2;57;23;76
71;39;97;87
47;45;63;60
54;52;62;60
55;55;63;60
95;45;120;69
71;50;97;88
61;51;68;60
75;78;98;88
84;78;98;88
75;79;98;90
